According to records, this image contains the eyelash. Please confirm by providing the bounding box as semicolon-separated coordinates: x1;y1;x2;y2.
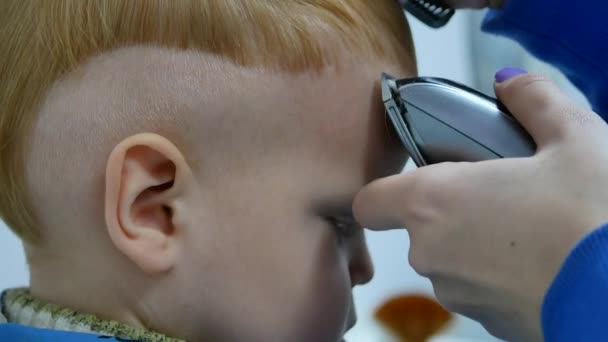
327;216;358;241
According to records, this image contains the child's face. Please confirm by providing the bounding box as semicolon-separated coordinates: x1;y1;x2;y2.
167;54;411;341
29;47;411;342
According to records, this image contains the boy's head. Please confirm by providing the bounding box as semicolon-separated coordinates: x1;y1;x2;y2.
0;1;415;341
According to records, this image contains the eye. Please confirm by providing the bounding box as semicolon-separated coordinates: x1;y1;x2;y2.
326;216;359;242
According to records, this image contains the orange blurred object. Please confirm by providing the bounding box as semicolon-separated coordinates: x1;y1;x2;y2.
375;294;453;342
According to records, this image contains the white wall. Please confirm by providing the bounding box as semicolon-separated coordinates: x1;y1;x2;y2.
0;223;28;289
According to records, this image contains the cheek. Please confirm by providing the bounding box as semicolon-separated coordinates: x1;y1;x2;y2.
291;231;352;341
255;222;352;341
179;205;353;341
176;165;357;340
243;214;353;341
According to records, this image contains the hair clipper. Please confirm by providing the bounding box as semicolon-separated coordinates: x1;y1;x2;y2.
381;73;537;166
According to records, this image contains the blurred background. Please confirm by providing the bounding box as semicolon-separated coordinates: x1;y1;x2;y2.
0;8;590;342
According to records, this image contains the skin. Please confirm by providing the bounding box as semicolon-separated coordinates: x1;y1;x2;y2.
24;46;412;342
353;73;608;341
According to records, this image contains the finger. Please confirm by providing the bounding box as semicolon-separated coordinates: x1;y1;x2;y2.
353;162;457;231
352;174;414;230
443;0;489;8
494;69;598;146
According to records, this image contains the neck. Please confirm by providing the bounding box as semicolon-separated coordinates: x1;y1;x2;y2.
1;288;183;341
24;245;185;341
27;251;147;333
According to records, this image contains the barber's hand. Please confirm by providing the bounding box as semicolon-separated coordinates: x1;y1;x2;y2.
353;70;608;341
444;0;506;8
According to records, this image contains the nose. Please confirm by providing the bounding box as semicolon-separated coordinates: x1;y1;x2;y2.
348;231;375;286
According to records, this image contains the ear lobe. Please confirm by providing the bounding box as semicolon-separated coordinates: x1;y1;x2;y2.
105;133;191;274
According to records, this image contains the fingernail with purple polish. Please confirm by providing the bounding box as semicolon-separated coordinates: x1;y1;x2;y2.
495;67;527;83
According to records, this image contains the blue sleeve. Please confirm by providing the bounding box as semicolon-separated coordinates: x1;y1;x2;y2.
542;224;608;341
480;0;608;118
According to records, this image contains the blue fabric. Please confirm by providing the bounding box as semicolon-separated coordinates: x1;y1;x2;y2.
481;1;608;340
482;0;608;118
542;224;608;342
0;323;142;341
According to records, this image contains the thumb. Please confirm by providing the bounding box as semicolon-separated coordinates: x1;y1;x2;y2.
353;174;414;230
352;163;454;231
494;68;597;147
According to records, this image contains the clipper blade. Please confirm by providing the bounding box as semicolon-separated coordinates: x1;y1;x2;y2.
401;0;454;28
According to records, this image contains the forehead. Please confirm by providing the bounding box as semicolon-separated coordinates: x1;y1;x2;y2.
221;56;411;199
144;47;407;171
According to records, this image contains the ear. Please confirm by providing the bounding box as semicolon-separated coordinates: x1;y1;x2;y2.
105;133;194;274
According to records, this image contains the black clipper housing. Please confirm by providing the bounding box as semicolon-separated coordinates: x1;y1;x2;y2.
400;0;455;28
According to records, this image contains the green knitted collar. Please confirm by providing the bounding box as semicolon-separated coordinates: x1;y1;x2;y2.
0;288;183;342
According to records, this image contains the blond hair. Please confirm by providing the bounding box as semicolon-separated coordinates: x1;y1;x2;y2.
0;0;414;243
